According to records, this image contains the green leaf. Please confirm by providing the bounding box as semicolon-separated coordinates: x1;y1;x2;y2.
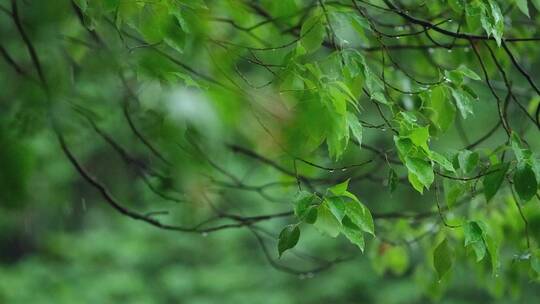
293;191;317;221
480;0;504;46
483;162;509;202
265;0;297;17
510;132;533;165
532;249;540;275
456;65;481;81
405;157;434;190
314;204;341;237
444;178;465;208
470;241;487;262
278;225;300;257
408;171;426;193
433;238;454;280
457;150;479;174
329;179;350;196
449;0;465;12
515;0;530;17
326;114;349;160
325;196;347;222
464;221;484;246
430;151;455;172
534;0;540;10
466;4;484;33
344;199;375;235
341;216;365;251
370;91;389;104
450;87;475;119
328;11;367;47
300;13;325;52
328;85;348;115
172;72;200;88
445;70;464;86
302;206;318;224
510;132;526;161
464;221;487;261
408;126;430;152
73;0;88;11
513;163;538;202
425;86;455;132
137;5;171;43
394;136;414;156
461;85;478;100
347;113;363;146
485;234;501;276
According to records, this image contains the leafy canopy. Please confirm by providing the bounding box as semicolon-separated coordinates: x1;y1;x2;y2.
1;0;540;299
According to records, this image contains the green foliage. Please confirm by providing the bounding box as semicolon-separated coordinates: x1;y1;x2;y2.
293;191;318;224
514;0;530;17
483;162;510;203
1;0;540;301
478;0;505;46
300;10;325;53
514;163;538;202
433;238;454;280
464;221;487;261
278;225;301;257
293;180;373;252
511;133;539;202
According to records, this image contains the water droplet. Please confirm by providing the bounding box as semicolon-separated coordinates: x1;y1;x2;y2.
329;170;335;173
306;272;314;279
381;128;387;132
428;48;434;54
201;232;208;237
298;274;306;280
464;47;470;52
447;49;453;53
341;168;347;172
448;19;453;23
396;36;401;40
342;40;349;45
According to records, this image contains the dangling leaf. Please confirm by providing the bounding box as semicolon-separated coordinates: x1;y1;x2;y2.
341;216;365;251
433;238;454;280
278;225;301;257
513;163;538;202
483;163;509;202
300;12;325;53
